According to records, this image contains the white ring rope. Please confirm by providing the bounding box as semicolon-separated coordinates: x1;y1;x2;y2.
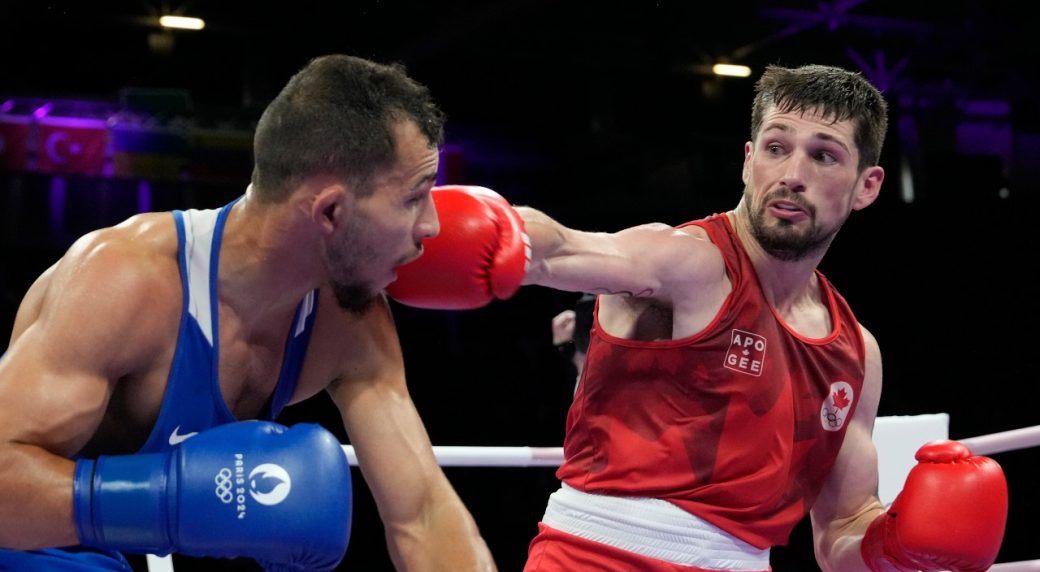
341;445;563;467
960;424;1040;456
339;422;1040;467
989;561;1040;571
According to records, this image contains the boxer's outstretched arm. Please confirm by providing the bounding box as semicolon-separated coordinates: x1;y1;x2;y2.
516;206;726;304
0;228;175;549
810;325;886;572
386;187;727;309
325;295;496;571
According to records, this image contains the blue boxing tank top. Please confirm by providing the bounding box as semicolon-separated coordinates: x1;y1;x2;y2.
0;198;319;571
137;198;319;453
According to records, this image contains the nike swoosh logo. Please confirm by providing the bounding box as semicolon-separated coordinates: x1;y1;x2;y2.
168;425;199;446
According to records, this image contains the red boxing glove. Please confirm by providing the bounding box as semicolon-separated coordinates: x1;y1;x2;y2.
861;440;1008;572
386;185;529;309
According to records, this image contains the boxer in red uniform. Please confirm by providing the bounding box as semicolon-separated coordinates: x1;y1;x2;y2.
388;64;1008;571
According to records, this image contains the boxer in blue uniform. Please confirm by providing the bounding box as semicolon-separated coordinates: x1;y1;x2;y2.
0;55;497;571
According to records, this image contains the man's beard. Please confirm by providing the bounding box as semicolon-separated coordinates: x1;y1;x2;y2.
744;187;837;262
331;280;377;315
325;222;379;316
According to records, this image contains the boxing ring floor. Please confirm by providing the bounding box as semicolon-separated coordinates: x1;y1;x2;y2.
146;414;1040;571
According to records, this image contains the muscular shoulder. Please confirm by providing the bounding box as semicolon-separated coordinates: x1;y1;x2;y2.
855;324;883;424
858;324;882;370
17;213;182;373
635;223;725;293
54;213;178;300
859;322;879;344
626;221;718;258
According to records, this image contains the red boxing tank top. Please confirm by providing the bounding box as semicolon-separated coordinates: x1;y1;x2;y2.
556;212;866;549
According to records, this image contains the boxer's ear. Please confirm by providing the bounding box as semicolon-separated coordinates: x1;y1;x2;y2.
853;165;883;211
312;183;349;234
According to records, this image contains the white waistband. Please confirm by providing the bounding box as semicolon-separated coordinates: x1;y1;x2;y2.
541;484;770;571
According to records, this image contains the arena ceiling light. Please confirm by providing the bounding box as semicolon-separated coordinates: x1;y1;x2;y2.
159;15;205;30
712;63;752;78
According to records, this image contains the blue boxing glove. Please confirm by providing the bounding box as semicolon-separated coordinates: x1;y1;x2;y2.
73;421;351;571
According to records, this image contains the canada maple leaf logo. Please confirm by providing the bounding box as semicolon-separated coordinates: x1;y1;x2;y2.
832;388;850;410
820;381;854;432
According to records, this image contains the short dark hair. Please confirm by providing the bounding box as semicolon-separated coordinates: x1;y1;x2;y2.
251;54;446;202
750;64;888;171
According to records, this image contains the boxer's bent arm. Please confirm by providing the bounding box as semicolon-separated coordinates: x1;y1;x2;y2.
810;326;886;572
324;296;495;571
0;233;172;549
515;206;724;303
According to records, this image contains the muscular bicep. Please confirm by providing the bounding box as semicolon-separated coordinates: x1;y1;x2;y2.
519;207;723;301
1;321;114;455
0;238;172;456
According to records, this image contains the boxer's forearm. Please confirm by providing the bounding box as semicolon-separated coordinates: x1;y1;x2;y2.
0;443;77;549
387;491;497;572
814;516;876;572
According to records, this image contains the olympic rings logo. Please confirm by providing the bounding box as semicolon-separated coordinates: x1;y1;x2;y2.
819;381;854;432
214;467;234;503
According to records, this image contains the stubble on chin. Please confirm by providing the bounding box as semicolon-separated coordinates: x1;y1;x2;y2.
746;197;820;261
332;282;377;315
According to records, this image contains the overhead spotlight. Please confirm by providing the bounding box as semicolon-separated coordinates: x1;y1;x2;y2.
712;64;752;78
159;15;205;30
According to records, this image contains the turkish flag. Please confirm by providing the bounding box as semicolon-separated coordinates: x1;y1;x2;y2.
36;116;109;175
0;115;30;171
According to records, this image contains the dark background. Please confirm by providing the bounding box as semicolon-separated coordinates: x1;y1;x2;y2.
2;1;1037;570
